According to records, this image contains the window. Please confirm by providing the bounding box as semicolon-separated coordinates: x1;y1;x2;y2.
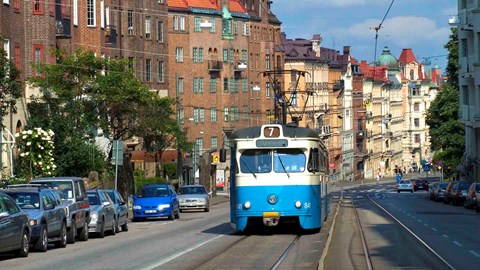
195;138;203;153
199;108;205;123
198;48;204;63
224;107;229;122
291;92;298;106
73;0;78;25
179;108;185;123
242;79;247;93
193;78;199;93
234;21;238;35
223;49;228;62
145;16;151;39
210;18;216;33
229;49;234;63
178;77;184;93
173;16;179;31
33;0;43;15
266;82;271;97
414;118;420;127
211;137;218;150
176;47;184;62
145;59;151;82
33;44;44;77
157;21;164;42
194;17;201;32
265;55;271;70
222;19;232;36
223;78;229;92
210;108;217;122
210;79;216;93
243;22;251;36
3;39;10;60
241;49;248;64
199;78;204;93
127;10;134;35
87;0;96;27
242;105;249;120
414;134;420;143
158;61;164;82
414;102;420;111
273;149;306;173
100;0;105;28
193;48;198;63
194;108;199;123
180;16;186;31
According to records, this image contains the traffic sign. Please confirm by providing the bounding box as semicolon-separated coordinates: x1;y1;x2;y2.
111;140;124;165
212;152;220;163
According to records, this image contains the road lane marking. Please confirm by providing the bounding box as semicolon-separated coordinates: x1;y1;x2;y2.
469;250;480;258
442;234;449;238
431;228;438;232
423;224;428;227
140;235;224;270
417;219;422;223
453;241;463;247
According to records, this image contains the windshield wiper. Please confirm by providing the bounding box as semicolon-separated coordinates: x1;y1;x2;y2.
240;158;257;179
276;155;290;178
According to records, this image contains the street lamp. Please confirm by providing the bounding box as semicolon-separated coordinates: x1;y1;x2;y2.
449;15;460;27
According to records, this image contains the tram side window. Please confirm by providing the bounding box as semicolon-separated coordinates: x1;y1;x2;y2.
239;149;272;174
308;148;320;172
274;149;305;173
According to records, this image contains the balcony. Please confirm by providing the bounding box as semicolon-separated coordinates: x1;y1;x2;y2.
318;125;332;137
383;131;393;138
55;18;71;38
383;150;394;157
105;25;117;46
208;60;223;72
460;57;474;78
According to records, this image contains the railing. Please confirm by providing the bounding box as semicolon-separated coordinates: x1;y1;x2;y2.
105;25;117;46
55;18;71;38
208;60;223;72
332;79;344;90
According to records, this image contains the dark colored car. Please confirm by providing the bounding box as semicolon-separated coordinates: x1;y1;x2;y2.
429;182;438;200
87;190;116;238
3;187;67;251
445;180;471;205
132;184;180;222
0;192;31;257
30;177;90;244
465;182;480;210
444;181;458;204
105;189;129;232
414;179;429;191
433;182;449;202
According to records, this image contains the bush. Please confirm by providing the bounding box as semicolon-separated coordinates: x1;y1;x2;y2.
134;176;166;194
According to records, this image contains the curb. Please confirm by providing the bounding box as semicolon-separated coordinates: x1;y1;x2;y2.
317;191;343;270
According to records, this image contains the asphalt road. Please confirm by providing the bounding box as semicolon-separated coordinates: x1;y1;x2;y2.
324;181;480;269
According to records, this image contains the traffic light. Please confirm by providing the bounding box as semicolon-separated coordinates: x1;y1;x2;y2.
212;152;220;163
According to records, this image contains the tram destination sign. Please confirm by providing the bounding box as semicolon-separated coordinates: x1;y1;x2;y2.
256;139;288;148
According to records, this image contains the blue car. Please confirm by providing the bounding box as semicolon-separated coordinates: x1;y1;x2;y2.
104;189;129;232
132;184;180;222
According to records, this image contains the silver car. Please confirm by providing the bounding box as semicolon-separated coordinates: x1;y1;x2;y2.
87;190;116;238
178;185;210;212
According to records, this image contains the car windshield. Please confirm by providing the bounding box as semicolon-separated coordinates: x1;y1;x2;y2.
87;192;101;205
459;182;471;189
179;187;206;195
142;186;169;197
106;191;116;203
400;181;410;184
240;149;271;174
34;181;74;200
439;183;448;188
5;192;40;209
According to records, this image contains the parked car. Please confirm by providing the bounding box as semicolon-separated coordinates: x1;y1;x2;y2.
397;180;414;193
30;177;90;243
2;186;67;251
465;183;480;209
450;180;471;206
413;179;429;191
429;182;438;200
178;185;210;212
433;182;449;202
444;181;458;204
87;190;116;238
105;189;129;232
132;184;180;222
0;192;31;257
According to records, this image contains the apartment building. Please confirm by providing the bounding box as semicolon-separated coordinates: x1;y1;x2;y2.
457;0;480;181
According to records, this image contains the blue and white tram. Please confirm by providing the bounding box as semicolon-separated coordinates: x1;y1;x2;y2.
229;124;329;231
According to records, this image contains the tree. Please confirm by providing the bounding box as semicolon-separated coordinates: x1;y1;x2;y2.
0;41;21;128
425;27;463;177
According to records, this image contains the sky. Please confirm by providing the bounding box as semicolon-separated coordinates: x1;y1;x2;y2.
271;0;456;73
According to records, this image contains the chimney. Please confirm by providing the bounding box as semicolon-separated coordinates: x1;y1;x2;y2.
311;34;322;57
343;46;350;55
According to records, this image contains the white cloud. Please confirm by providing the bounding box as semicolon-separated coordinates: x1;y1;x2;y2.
274;0;382;9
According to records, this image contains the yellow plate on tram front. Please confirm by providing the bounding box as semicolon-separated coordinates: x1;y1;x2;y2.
262;212;279;218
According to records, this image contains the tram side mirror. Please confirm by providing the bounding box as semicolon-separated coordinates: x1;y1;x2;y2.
219;149;227;163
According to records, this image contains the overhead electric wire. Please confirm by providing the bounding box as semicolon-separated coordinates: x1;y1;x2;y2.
372;0;396;68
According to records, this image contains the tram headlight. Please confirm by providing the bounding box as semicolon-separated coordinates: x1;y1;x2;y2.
244;201;251;209
295;200;302;209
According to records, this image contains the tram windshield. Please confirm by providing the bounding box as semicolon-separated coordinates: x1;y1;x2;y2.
239;149;306;174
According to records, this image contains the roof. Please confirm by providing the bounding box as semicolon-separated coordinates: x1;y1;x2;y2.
229;0;247;13
398;48;418;64
376;46;399;69
231;125;319;139
169;0;188;9
168;0;246;14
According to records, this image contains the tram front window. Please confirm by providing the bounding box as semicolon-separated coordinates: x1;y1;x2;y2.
274;149;306;173
240;149;272;174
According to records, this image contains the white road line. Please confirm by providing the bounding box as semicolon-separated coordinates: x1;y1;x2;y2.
442;234;449;238
417;219;422;222
140;235;224;270
453;241;463;247
431;228;438;232
469;250;480;258
424;224;429;227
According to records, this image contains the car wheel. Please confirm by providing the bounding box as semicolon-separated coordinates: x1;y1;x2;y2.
34;225;48;252
110;218;117;235
174;210;180;219
67;221;76;244
132;217;139;222
397;190;400;193
204;207;210;212
15;229;30;257
168;211;174;221
98;218;105;238
121;218;129;232
78;221;89;241
115;216;120;233
411;190;413;193
55;222;67;248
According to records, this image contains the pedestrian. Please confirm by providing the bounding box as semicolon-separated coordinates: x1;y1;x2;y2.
376;172;381;184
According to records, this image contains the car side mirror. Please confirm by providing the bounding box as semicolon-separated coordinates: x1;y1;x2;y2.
45;204;54;210
132;195;137;200
119;201;125;206
103;201;110;206
0;211;10;218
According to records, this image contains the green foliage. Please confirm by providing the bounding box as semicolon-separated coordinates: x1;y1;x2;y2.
0;39;22;128
134;176;166;194
163;163;178;180
444;28;458;88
